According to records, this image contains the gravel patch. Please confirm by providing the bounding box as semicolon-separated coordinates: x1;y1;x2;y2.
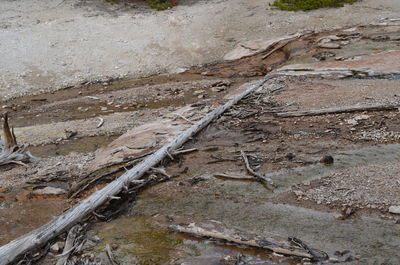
293;162;400;211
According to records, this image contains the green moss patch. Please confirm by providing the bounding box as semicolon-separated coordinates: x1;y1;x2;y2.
271;0;356;11
146;0;173;10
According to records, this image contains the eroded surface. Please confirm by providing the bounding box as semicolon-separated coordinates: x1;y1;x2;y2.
1;23;400;264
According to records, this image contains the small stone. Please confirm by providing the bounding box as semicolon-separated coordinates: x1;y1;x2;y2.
389;205;400;214
334;250;350;256
346;119;358;125
50;242;64;253
320;155;334;165
111;243;119;250
285;153;295;161
101;107;108;111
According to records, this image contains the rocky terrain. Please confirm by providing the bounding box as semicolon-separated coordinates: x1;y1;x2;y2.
1;1;400;265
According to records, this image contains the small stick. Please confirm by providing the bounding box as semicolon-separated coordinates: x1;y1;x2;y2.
173;113;195;124
150;167;171;179
92;211;106;219
240;150;274;189
166;150;174;160
85;96;100;100
97;117;104;128
172;148;198;155
213;173;256;181
105;244;119;265
275;103;400;118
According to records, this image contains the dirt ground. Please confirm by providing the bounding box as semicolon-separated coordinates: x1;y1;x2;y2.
1;18;400;265
1;0;400;99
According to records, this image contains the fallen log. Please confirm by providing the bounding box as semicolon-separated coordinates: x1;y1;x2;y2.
0;77;272;265
275;102;400;118
170;223;327;260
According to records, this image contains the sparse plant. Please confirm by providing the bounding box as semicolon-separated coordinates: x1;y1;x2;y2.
146;0;173;10
271;0;356;11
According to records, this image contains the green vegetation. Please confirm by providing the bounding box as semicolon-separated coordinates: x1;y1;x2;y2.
146;0;173;10
271;0;356;11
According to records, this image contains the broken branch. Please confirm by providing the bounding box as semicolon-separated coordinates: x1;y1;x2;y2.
170;223;318;259
275;103;400;118
240;150;274;189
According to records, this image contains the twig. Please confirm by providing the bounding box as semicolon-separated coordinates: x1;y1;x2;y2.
172;148;198;155
105;244;119;265
150;167;172;179
97;117;104;128
173;113;195;124
288;237;329;261
275;103;400;118
240;151;274;189
166;150;174;160
85;96;100;100
213;173;256;181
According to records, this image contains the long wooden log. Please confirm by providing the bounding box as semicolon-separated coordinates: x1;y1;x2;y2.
275;103;400;118
170;224;314;259
0;77;272;265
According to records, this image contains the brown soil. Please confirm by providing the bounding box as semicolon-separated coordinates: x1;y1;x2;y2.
1;23;400;265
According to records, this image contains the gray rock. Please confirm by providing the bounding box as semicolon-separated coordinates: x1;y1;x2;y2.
389;205;400;214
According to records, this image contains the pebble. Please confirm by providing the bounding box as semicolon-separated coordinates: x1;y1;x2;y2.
388;205;400;214
320;155;334;165
50;242;65;253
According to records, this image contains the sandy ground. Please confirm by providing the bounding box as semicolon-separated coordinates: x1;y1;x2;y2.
1;0;400;99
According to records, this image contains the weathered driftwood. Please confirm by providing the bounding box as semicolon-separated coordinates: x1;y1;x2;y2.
0;77;272;265
240;150;275;189
0;113;34;167
170;223;320;259
105;244;118;265
55;225;81;265
213;173;255;181
275;103;400;118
